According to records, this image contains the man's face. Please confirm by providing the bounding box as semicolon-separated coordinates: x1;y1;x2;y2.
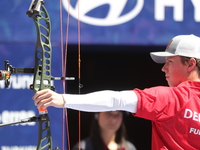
162;56;188;87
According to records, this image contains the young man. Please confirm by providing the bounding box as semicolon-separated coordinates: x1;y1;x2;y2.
33;34;200;150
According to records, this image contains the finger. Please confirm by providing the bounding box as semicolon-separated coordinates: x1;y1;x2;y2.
37;95;55;108
32;89;50;100
36;98;49;109
33;95;43;106
42;101;53;108
33;90;50;105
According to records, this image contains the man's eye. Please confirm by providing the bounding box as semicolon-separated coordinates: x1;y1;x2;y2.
167;60;172;63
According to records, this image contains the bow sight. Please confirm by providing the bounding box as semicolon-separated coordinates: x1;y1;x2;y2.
0;60;34;88
0;60;74;89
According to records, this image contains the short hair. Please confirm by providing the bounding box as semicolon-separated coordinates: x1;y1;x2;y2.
180;56;200;76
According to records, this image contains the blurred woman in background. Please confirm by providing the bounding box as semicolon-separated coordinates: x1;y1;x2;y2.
72;111;136;150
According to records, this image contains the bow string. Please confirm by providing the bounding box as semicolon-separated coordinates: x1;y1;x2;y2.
59;0;82;149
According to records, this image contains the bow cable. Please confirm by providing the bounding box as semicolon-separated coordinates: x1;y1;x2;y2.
59;0;82;150
77;0;82;149
59;0;71;150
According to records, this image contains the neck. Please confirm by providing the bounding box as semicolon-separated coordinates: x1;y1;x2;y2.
187;71;200;81
187;67;200;81
101;131;116;145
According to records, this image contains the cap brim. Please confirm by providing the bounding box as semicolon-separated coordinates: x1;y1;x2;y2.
150;51;176;63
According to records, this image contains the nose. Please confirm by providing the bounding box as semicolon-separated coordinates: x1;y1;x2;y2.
110;116;119;124
161;63;167;73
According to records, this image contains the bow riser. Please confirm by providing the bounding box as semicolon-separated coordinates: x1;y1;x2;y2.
27;1;54;150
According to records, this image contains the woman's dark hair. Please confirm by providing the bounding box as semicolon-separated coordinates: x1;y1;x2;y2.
90;112;127;150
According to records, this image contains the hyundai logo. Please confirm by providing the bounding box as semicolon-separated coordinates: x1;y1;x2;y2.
62;0;144;26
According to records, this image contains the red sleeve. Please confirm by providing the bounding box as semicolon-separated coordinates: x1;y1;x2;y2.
132;86;191;121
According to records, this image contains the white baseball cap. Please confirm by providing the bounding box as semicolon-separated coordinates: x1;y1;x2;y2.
150;34;200;63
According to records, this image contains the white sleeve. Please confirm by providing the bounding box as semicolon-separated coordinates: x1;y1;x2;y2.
63;90;138;113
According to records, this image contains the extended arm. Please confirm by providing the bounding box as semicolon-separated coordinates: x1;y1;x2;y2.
33;89;138;113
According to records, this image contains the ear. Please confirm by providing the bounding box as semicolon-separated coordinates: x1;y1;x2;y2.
187;58;196;72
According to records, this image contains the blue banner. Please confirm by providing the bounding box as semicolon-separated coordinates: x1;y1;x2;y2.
0;0;200;46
